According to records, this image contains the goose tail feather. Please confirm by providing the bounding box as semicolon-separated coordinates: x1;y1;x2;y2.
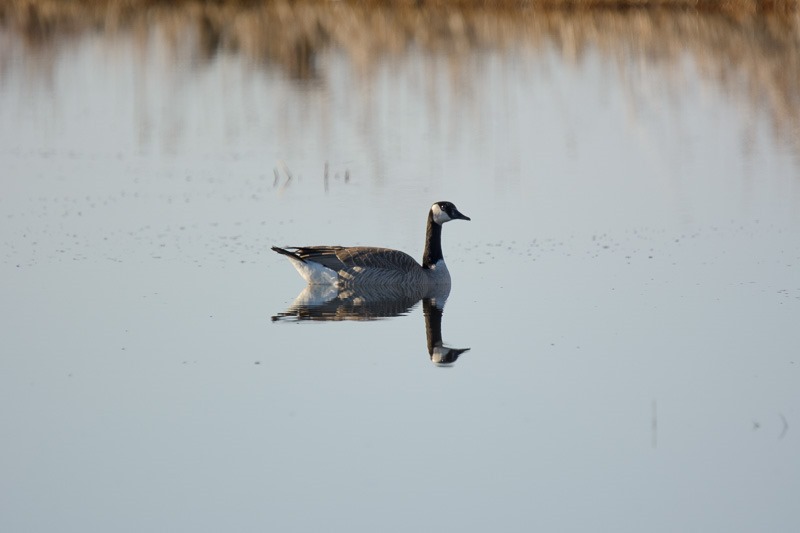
271;246;305;262
272;246;340;285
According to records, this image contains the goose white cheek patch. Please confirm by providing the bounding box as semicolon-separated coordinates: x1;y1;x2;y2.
431;204;451;224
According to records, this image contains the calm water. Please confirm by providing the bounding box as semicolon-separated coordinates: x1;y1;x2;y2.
1;5;799;532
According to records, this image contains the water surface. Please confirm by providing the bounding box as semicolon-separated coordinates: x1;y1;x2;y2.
1;4;799;532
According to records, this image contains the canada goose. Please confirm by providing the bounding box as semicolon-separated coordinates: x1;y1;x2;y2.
272;201;470;287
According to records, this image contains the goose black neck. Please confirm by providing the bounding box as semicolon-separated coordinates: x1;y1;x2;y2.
422;212;443;269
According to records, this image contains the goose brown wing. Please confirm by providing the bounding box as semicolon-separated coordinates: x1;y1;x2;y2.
337;247;421;272
283;246;347;271
289;246;421;272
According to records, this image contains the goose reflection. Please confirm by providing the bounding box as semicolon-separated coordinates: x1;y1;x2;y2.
272;284;470;366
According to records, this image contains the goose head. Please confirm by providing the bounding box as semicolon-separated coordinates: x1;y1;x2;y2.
431;201;471;225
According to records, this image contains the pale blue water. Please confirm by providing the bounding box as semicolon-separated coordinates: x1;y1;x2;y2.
1;12;799;533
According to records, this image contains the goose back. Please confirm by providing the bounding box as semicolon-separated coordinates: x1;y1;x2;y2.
276;245;441;287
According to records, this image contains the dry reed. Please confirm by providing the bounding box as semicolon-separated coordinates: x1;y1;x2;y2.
2;0;798;149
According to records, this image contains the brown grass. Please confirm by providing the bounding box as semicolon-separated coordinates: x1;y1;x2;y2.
1;0;798;149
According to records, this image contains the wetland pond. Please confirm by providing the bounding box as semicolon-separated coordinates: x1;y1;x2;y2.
1;3;799;532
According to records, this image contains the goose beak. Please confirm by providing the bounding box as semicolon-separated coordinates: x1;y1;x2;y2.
453;209;471;221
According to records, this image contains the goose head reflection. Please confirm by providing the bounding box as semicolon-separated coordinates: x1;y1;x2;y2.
272;284;470;366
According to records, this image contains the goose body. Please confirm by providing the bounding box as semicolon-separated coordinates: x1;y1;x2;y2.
272;201;470;288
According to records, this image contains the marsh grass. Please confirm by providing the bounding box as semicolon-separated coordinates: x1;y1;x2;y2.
2;0;799;149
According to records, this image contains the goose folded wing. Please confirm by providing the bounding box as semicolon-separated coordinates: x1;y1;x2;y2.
336;247;422;272
290;246;421;273
288;246;349;271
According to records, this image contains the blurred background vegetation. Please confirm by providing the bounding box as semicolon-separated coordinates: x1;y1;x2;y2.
2;0;798;146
